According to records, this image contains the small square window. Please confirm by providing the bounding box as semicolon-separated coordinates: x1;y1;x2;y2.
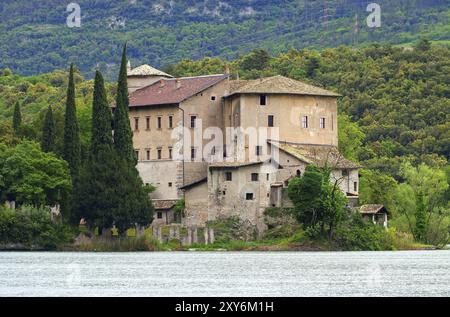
211;96;216;101
260;95;267;106
168;182;173;187
246;193;254;200
225;172;232;181
251;173;259;182
157;212;163;219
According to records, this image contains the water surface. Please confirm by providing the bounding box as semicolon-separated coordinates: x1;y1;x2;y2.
0;251;449;296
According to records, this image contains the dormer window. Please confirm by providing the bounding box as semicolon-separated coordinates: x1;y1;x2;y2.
260;95;267;106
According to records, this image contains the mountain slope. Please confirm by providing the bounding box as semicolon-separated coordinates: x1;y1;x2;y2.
0;0;449;79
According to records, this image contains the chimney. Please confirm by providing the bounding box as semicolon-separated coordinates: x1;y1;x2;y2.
160;79;165;88
176;79;182;89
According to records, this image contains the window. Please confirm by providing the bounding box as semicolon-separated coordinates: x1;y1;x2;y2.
168;182;173;187
190;116;197;128
168;116;173;129
135;150;139;161
146;117;150;130
146;150;150;161
259;94;267;106
268;115;274;127
251;173;259;182
320;117;326;129
211;96;216;101
191;147;196;160
157;212;163;219
211;146;216;155
157;117;162;129
169;147;173;159
225;172;232;181
246;193;254;200
134;117;139;131
354;182;358;192
157;148;162;160
267;173;270;181
222;191;226;196
342;169;349;176
256;146;262;156
296;170;301;177
301;116;308;128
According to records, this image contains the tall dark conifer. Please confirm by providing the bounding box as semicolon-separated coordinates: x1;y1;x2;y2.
12;101;21;133
91;70;113;155
41;105;55;152
113;44;136;165
63;64;81;178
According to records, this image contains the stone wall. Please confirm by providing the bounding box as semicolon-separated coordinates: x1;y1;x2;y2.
151;224;215;246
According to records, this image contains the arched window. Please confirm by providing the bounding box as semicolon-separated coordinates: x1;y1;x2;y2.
296;170;301;177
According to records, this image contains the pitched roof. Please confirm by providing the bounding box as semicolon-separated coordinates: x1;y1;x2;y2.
270;141;361;169
360;204;388;215
127;64;173;78
152;199;179;210
129;74;229;107
208;161;263;169
179;177;207;190
225;75;340;97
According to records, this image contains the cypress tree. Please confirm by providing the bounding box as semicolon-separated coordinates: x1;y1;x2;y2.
41;105;55;152
12;101;21;133
91;70;113;155
63;64;81;178
113;44;136;165
74;69;153;234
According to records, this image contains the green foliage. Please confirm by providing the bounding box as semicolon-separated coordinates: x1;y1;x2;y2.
359;169;398;210
393;162;449;245
74;70;153;234
12;101;21;133
63;64;81;178
173;199;185;216
91;71;113;154
0;205;74;250
0;141;72;206
208;216;257;243
113;44;136;166
338;114;365;161
41;105;55;152
0;1;449;80
288;165;347;239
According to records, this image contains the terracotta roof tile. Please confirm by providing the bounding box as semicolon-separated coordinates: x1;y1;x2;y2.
226;75;340;97
153;199;179;210
129;74;229;107
128;64;173;78
270;141;361;169
360;204;388;214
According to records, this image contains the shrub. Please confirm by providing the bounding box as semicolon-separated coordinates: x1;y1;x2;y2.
0;205;74;249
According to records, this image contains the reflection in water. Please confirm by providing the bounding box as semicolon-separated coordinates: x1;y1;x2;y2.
0;251;449;296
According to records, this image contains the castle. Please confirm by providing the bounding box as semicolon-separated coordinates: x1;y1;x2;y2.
126;63;360;233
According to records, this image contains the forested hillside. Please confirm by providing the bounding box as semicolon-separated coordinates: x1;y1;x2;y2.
0;0;449;79
1;43;448;177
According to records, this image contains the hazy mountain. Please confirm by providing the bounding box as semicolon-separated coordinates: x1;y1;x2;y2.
0;0;449;79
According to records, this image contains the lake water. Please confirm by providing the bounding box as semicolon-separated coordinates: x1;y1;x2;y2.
0;251;449;297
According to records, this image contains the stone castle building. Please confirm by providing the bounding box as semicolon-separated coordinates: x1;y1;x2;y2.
126;63;360;232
